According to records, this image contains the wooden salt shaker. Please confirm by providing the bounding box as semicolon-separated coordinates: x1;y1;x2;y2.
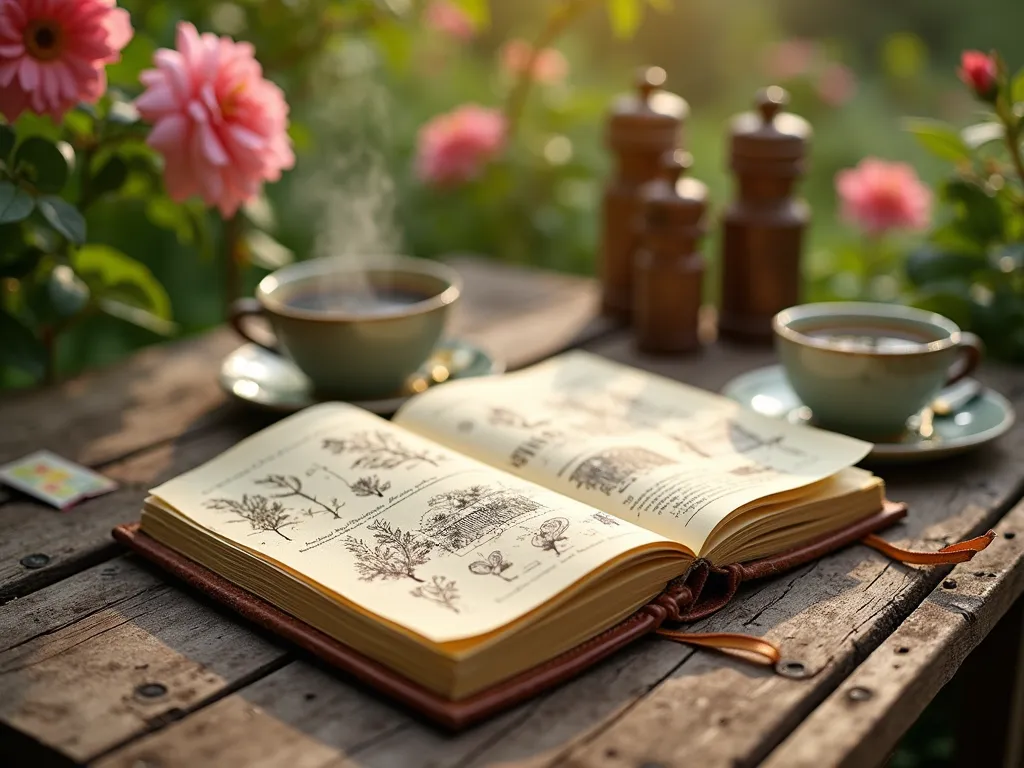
600;67;689;320
718;86;812;343
633;150;708;354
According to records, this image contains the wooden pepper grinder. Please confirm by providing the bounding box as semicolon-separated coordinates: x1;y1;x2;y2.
601;66;689;320
718;86;812;343
633;150;708;354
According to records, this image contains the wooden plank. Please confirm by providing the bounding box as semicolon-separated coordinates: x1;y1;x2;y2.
0;257;602;472
762;500;1024;768
0;424;259;602
0;557;287;766
89;334;1024;768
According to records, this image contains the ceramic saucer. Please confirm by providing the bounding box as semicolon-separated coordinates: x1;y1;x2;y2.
220;339;504;416
722;365;1015;464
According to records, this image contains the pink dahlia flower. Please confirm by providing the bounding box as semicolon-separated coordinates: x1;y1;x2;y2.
424;1;475;41
500;39;568;84
416;104;505;187
135;22;295;218
0;0;133;122
836;158;932;235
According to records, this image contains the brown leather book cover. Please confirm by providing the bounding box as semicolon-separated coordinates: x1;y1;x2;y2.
112;500;906;730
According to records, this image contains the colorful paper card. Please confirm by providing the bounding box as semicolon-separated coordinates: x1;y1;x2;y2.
0;450;118;510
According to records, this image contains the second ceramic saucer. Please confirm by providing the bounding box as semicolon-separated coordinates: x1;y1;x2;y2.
722;365;1015;464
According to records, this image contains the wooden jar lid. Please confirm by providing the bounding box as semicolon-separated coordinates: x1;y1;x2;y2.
729;86;811;166
641;150;708;232
606;67;689;150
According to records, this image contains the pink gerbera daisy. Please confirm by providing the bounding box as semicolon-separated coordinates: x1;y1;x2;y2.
0;0;133;122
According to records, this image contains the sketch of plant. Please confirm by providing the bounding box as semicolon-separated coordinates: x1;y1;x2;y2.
532;517;570;556
410;576;460;613
344;519;434;582
488;408;549;430
570;447;675;496
204;494;298;541
255;474;344;519
322;431;445;469
348;475;392;497
592;512;621;527
469;551;518;582
422;485;548;555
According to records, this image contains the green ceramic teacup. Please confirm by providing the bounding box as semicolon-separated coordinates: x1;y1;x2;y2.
773;302;983;441
230;256;461;400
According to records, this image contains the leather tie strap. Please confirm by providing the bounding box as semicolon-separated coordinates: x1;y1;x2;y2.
861;530;996;565
655;629;782;667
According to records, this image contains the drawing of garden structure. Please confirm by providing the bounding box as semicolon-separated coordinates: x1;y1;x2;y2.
421;485;548;555
570;447;676;496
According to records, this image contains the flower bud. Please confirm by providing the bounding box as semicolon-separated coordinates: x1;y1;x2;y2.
958;50;998;101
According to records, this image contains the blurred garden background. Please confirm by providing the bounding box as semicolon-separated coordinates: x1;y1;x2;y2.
2;0;1023;390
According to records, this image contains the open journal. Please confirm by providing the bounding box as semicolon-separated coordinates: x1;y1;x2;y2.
139;352;885;703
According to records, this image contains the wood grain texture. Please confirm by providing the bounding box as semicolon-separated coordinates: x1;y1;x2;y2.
88;334;1024;768
0;557;287;765
762;502;1024;768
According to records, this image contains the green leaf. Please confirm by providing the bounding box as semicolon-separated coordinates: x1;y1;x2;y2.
0;124;14;161
0;181;34;223
14;136;70;193
73;244;172;320
607;0;642;37
91;156;129;199
961;122;1003;149
0;246;43;278
904;246;983;287
98;298;176;336
1013;67;1024;104
943;179;1005;243
903;118;971;163
47;264;90;317
0;309;45;378
449;0;487;27
37;196;86;243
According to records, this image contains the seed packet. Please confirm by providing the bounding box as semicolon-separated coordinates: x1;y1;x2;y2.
0;450;117;510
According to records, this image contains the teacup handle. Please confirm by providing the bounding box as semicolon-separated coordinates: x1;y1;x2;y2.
230;298;278;352
945;332;984;386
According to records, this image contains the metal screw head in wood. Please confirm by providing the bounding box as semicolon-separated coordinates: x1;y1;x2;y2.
20;553;50;569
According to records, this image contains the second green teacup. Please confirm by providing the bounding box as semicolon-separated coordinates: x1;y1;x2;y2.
773;302;983;441
230;256;461;400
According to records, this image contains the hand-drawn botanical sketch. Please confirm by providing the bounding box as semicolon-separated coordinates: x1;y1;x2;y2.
255;474;344;519
411;576;460;612
532;517;570;556
308;463;392;499
421;484;548;555
345;519;434;582
469;551;518;582
592;511;621;526
570;447;675;496
322;431;446;470
488;407;549;430
204;494;298;541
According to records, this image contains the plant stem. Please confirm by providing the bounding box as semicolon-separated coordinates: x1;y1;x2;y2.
503;0;597;139
996;101;1024;211
223;212;245;318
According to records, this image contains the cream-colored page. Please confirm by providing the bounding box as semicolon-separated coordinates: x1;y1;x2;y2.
150;402;673;644
394;351;872;554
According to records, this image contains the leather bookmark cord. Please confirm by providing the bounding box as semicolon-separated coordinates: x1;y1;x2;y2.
654;629;782;667
862;530;996;565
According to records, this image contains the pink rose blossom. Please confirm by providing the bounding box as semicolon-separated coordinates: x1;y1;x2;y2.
500;39;568;84
763;39;817;81
959;50;998;99
424;1;475;41
136;22;295;218
0;0;133;122
416;104;505;187
836;158;932;235
817;63;857;106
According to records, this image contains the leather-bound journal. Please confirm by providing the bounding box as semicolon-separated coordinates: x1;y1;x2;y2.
114;352;905;729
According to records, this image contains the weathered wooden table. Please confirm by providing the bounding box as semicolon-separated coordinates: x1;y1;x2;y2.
2;257;1023;768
